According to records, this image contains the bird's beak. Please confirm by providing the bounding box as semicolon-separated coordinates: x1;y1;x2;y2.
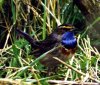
71;27;77;31
71;27;79;34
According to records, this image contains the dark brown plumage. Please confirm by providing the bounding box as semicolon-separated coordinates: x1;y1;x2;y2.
16;24;77;71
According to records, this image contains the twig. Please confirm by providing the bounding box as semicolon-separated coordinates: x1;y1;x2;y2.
53;57;100;83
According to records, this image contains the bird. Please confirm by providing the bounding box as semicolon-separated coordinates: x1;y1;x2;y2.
16;24;77;72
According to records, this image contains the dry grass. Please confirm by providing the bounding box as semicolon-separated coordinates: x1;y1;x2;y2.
0;0;100;84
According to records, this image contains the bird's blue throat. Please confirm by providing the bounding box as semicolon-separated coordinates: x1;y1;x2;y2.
61;31;77;49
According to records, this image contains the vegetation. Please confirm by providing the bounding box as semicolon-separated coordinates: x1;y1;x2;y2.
0;0;100;84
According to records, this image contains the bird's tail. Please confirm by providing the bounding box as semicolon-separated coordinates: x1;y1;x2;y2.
16;29;36;48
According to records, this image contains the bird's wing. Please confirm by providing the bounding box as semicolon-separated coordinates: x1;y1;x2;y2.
31;37;59;57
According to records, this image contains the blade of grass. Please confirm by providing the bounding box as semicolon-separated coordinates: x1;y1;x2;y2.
42;0;47;40
11;0;16;24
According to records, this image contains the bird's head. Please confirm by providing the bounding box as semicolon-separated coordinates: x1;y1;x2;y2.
55;24;77;49
57;24;77;49
55;24;76;35
52;24;77;49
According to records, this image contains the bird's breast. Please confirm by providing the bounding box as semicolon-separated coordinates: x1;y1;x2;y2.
61;47;76;59
40;46;76;68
